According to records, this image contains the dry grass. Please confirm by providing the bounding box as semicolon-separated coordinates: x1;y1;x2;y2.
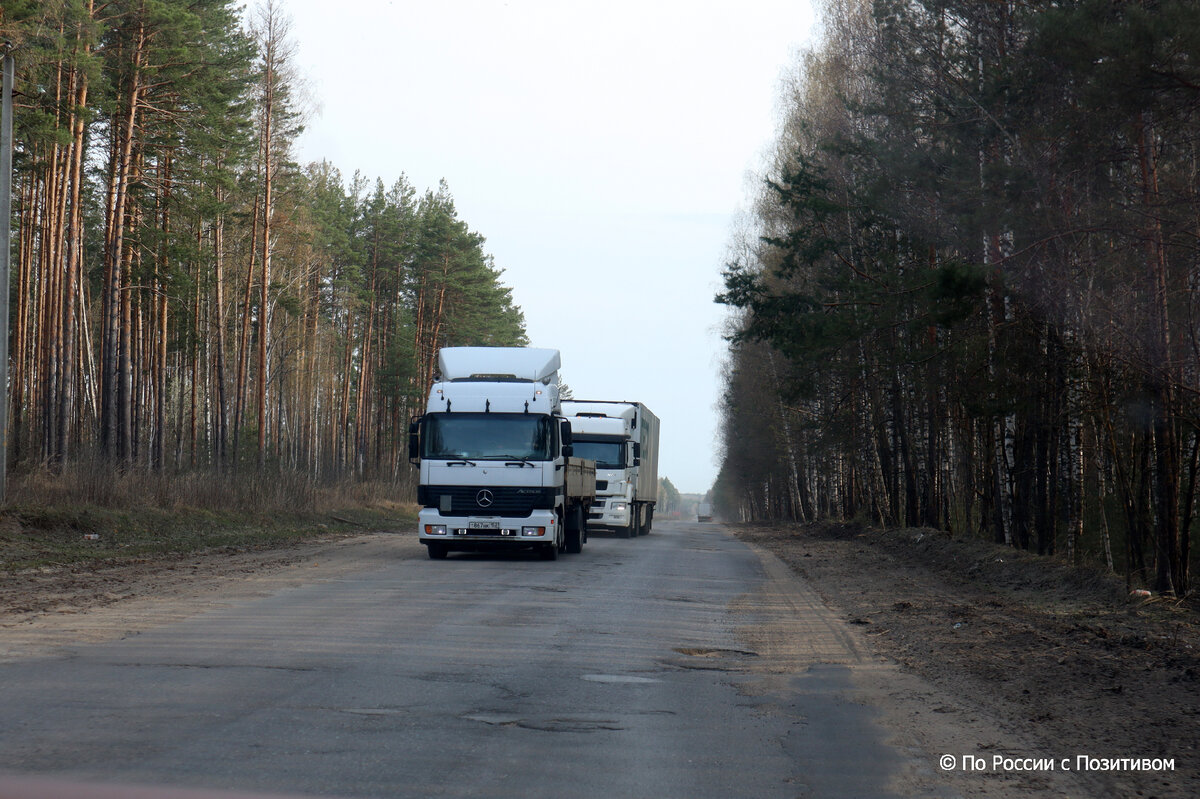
5;459;413;514
0;462;418;571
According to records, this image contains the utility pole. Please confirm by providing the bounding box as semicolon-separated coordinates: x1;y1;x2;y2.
0;45;13;503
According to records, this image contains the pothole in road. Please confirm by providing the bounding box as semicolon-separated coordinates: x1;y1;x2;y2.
664;647;760;672
518;718;624;733
581;673;661;684
463;712;522;726
463;712;624;732
341;708;407;716
674;647;759;658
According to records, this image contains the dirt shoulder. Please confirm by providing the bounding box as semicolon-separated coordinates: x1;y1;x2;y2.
0;532;424;661
0;535;351;620
733;521;1198;799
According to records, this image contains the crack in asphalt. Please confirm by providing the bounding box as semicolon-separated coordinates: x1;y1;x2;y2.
100;662;321;672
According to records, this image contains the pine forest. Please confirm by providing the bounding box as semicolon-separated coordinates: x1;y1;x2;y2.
0;0;526;496
7;0;1200;596
716;0;1200;595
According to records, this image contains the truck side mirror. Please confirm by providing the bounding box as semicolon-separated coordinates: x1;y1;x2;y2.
632;442;641;466
560;420;574;457
408;417;422;462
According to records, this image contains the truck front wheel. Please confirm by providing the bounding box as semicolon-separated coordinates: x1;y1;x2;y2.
426;542;448;560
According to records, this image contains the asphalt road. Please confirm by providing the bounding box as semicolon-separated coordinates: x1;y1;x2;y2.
0;521;917;798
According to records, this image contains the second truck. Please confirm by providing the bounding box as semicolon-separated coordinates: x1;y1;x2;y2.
562;400;660;538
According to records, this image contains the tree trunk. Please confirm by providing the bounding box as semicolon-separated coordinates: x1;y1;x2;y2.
1136;112;1185;595
104;22;145;465
56;28;90;467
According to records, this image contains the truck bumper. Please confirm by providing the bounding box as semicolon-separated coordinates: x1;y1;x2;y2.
418;508;558;549
586;497;631;529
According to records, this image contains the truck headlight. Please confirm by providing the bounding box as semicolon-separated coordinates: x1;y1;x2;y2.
424;524;447;535
521;526;545;537
613;502;627;511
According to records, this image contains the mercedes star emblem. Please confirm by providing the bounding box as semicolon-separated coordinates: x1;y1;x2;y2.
476;489;494;508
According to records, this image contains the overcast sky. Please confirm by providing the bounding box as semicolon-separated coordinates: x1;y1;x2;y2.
283;0;818;495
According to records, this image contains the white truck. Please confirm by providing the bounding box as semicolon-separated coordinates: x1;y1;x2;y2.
409;347;595;560
561;400;659;538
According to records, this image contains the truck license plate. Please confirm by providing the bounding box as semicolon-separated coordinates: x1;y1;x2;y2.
468;520;498;529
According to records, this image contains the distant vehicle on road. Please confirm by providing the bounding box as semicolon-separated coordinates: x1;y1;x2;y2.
697;503;713;523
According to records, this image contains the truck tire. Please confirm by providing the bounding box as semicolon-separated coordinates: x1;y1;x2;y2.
540;542;559;560
620;522;633;539
426;542;448;560
565;505;584;554
643;507;653;535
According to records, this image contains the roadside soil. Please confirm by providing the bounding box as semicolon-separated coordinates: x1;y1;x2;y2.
733;521;1199;799
0;535;354;621
0;532;419;661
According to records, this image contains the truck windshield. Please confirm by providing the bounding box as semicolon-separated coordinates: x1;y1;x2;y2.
571;439;625;469
422;413;554;461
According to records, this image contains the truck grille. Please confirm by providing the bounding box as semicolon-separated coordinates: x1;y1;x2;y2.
420;485;556;517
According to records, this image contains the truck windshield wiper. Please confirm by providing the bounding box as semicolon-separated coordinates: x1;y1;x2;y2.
445;459;477;466
496;455;536;467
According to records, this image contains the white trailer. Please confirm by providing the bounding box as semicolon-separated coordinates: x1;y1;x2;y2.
562;400;660;538
409;347;594;560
